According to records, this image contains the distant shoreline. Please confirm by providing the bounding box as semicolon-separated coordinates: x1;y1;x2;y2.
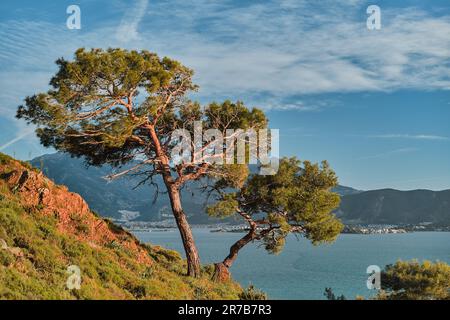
121;222;450;235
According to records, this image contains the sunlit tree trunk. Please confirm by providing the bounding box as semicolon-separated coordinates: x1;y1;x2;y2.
148;124;201;278
213;230;255;281
167;183;201;277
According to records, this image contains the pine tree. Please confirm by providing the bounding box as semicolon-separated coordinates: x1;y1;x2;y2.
207;157;343;281
16;48;267;277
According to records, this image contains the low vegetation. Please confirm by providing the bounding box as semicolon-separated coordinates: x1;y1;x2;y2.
325;260;450;300
376;260;450;300
238;285;268;300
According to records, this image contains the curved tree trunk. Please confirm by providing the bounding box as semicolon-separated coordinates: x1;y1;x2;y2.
167;184;201;278
213;230;255;282
147;124;201;278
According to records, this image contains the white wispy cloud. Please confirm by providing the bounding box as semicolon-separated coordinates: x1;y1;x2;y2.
141;0;450;98
370;134;449;141
0;128;35;151
116;0;149;42
0;0;449;114
357;147;419;160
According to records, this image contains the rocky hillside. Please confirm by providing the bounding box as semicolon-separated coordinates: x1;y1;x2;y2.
0;153;241;299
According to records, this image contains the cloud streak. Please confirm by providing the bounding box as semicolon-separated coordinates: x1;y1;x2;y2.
116;0;149;42
370;134;449;141
0;128;34;151
357;147;419;160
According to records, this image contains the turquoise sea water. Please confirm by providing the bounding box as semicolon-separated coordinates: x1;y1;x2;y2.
134;230;450;300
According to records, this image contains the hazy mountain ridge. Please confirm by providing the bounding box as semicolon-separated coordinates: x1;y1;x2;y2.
337;188;450;225
30;153;213;223
332;185;363;196
31;153;450;225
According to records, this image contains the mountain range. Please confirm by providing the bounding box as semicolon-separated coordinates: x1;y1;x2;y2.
336;189;450;225
30;153;450;226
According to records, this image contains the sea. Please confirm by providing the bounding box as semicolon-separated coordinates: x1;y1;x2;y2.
134;229;450;300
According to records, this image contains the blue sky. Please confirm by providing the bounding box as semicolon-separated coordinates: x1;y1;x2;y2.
0;0;449;190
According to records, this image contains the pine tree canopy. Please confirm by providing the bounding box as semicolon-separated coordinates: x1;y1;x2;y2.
16;48;267;188
208;157;343;255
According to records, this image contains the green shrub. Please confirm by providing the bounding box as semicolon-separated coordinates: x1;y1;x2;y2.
238;285;267;300
0;250;15;267
0;153;13;164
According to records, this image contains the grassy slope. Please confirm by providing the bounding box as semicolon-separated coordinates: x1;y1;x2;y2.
0;153;241;300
